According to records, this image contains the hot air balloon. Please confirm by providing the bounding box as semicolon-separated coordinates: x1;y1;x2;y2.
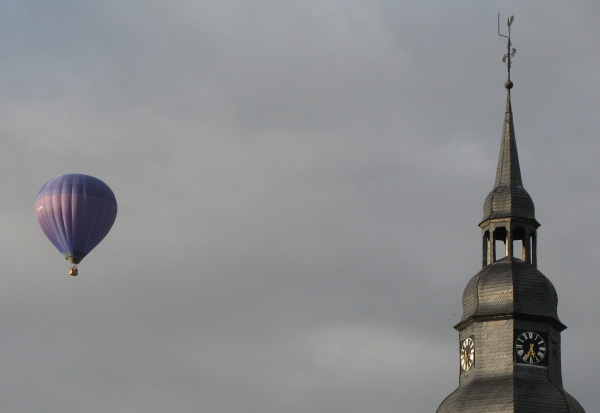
35;174;117;276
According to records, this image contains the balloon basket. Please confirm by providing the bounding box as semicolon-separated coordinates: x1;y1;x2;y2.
69;265;78;276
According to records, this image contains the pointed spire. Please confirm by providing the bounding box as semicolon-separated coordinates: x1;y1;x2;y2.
481;82;537;224
493;87;523;189
481;18;537;225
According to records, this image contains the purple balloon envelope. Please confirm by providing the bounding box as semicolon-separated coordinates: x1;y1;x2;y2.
35;174;117;270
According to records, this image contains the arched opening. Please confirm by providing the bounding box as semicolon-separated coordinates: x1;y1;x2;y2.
512;226;526;261
493;226;508;261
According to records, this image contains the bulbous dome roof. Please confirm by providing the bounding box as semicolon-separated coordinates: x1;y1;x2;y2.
457;258;563;328
483;185;535;221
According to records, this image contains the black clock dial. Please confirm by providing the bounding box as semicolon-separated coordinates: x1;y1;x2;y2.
460;337;475;371
515;331;547;365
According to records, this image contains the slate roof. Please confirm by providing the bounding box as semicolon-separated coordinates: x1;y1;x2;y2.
438;375;586;413
457;258;563;330
482;91;536;223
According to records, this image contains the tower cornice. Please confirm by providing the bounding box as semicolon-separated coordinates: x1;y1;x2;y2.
454;312;567;332
479;216;540;230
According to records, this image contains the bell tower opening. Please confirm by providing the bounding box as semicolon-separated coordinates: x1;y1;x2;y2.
512;225;526;261
481;223;537;266
494;226;508;261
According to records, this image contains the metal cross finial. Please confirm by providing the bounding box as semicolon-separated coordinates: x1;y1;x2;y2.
498;14;516;82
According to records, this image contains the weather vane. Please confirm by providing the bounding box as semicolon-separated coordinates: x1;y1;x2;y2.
498;14;516;83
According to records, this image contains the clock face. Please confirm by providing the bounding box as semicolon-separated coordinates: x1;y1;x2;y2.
460;337;475;371
515;331;547;365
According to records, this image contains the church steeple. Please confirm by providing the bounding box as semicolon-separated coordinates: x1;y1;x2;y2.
435;15;586;413
480;82;538;269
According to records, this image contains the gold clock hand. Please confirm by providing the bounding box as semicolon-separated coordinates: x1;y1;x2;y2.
525;343;536;360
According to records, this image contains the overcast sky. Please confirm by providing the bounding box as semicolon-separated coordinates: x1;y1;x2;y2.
0;1;599;412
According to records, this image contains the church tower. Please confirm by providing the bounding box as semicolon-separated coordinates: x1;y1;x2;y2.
436;17;585;413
